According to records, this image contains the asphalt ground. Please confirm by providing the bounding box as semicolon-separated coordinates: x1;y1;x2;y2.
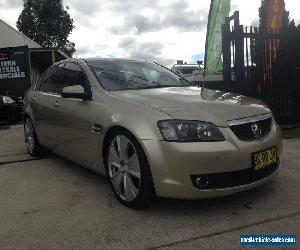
0;123;299;249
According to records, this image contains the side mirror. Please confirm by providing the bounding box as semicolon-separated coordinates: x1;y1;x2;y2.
61;85;91;100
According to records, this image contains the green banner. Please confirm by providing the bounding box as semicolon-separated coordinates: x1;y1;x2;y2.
204;0;231;77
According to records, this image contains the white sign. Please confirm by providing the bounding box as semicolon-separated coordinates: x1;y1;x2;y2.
0;60;26;79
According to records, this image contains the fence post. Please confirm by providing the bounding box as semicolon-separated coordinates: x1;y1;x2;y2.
256;27;264;98
233;11;245;92
222;17;231;91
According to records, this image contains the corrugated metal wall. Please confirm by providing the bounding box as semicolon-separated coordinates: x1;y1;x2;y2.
0;19;41;49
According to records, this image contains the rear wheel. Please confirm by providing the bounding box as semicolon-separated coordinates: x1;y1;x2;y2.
24;117;44;157
105;130;155;208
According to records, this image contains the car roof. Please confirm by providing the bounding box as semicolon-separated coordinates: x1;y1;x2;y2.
84;58;148;63
173;64;201;68
53;58;150;66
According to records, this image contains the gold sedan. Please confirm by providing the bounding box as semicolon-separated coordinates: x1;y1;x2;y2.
24;59;283;208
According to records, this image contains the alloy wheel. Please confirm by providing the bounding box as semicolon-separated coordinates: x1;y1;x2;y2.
24;119;35;154
108;135;141;202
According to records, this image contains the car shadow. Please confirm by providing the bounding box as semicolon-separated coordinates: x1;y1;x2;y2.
50;154;278;215
150;184;275;213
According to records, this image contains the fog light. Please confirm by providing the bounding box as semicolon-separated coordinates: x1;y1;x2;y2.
193;175;209;189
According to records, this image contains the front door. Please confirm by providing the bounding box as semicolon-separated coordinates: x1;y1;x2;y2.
53;62;100;167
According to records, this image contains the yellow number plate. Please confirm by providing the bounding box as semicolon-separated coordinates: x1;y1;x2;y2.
253;147;277;170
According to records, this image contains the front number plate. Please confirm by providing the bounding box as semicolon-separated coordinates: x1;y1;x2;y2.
253;147;277;170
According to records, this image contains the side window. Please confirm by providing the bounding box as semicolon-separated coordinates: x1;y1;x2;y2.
39;65;63;94
60;63;89;93
39;62;89;95
34;70;48;91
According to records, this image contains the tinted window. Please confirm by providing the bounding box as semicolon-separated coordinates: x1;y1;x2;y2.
62;63;89;91
39;65;63;94
39;62;88;94
87;60;192;91
34;70;49;91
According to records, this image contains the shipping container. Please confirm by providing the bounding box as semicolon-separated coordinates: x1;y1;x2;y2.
0;46;69;97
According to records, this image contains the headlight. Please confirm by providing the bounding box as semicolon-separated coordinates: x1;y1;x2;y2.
157;120;225;142
2;96;15;104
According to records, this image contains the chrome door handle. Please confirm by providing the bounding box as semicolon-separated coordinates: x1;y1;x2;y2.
53;101;60;107
92;124;103;133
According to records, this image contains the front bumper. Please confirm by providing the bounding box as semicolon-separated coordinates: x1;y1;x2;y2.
140;123;283;199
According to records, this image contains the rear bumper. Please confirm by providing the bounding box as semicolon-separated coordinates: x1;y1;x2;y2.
140;124;283;199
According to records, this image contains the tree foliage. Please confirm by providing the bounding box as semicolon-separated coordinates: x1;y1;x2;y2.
258;0;290;33
257;0;300;70
17;0;75;56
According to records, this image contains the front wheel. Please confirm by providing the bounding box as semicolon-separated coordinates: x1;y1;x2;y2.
105;130;156;208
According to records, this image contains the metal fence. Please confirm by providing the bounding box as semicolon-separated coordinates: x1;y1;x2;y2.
222;11;300;125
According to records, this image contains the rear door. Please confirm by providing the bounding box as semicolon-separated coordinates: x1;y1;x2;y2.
34;64;64;148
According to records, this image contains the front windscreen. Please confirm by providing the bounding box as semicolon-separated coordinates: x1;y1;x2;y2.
87;60;192;91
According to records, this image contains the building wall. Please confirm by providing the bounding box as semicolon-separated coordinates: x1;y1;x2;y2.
0;19;41;49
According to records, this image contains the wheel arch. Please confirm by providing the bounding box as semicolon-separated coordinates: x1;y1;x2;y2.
101;124;154;181
101;124;157;206
23;112;36;130
23;112;42;144
102;125;140;161
23;112;33;127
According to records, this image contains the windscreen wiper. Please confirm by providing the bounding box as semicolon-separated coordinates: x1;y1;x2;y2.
152;61;196;87
136;85;180;89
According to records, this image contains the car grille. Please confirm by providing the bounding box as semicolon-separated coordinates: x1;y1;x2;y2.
228;115;273;141
191;161;279;189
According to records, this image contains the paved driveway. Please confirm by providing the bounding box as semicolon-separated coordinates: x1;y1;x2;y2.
0;124;299;249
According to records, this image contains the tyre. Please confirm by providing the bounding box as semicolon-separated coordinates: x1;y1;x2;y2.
24;117;44;157
104;129;156;208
